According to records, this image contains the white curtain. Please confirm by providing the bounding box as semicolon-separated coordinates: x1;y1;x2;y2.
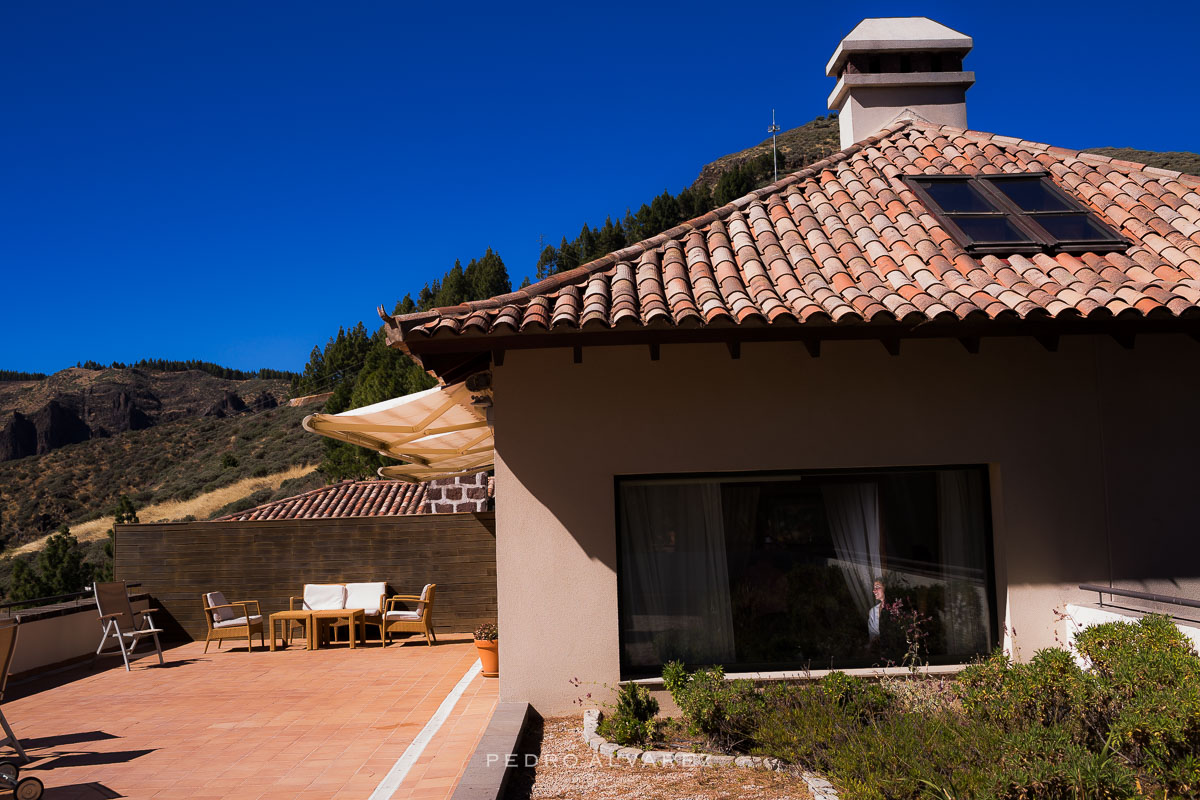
822;483;882;615
619;483;736;666
938;470;988;654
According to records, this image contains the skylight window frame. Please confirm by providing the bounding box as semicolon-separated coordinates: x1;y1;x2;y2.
903;172;1130;257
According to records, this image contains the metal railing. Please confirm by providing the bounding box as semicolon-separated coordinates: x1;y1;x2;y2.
1079;583;1200;613
0;582;142;614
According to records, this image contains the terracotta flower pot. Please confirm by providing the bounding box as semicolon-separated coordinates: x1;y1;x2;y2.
475;639;499;677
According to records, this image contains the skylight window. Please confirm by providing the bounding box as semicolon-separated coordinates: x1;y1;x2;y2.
904;173;1129;256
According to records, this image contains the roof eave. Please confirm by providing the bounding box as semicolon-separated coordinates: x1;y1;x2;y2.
378;120;919;360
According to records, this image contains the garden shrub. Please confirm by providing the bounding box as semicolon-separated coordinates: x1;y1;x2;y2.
1106;683;1200;791
661;615;1200;799
598;682;658;747
820;671;894;721
661;661;761;750
984;725;1138;800
958;648;1091;730
1075;614;1200;697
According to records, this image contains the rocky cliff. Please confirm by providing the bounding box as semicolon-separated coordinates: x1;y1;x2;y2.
0;367;287;463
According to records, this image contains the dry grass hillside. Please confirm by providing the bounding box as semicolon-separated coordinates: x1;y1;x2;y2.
9;463;318;555
0;368;326;552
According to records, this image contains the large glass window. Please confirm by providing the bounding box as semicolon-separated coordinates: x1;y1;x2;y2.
617;467;995;677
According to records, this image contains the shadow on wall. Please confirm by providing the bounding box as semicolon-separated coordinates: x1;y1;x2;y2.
497;335;1200;635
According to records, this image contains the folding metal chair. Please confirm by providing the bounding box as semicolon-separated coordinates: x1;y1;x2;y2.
0;621;27;761
94;581;164;671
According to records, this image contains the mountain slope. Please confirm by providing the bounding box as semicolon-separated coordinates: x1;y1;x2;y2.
0;367;324;549
1081;147;1200;175
691;115;1200;194
692;115;841;189
9;463;320;556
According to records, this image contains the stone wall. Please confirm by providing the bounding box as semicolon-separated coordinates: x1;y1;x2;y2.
422;472;493;514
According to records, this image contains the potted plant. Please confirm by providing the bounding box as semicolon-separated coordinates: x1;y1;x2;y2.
474;622;498;677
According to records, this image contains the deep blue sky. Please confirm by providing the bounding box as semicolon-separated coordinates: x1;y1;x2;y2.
4;1;1197;374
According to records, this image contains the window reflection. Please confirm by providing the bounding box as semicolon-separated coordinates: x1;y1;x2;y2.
618;467;994;677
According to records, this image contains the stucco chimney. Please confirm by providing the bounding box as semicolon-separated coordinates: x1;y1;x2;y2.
827;17;974;148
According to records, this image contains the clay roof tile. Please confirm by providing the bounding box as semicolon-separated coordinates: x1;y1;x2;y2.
384;123;1200;363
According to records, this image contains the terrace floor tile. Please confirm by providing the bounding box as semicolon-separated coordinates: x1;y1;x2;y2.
6;633;496;800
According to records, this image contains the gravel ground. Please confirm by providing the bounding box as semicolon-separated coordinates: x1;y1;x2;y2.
504;716;814;800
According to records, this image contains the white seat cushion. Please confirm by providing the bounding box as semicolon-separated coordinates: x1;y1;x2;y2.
385;610;421;621
302;584;346;611
214;614;263;629
345;582;387;615
206;591;236;623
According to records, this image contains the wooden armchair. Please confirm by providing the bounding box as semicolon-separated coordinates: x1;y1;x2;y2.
383;584;437;646
202;591;265;653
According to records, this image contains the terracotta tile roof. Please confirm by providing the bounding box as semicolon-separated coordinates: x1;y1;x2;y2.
385;122;1200;349
215;479;428;521
215;472;497;521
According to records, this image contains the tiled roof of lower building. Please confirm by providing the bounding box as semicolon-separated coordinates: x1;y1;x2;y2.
214;472;494;521
383;121;1200;360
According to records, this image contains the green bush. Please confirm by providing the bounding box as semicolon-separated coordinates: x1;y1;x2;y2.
821;671;894;721
1075;614;1200;697
1072;616;1200;794
984;725;1138;800
661;661;761;750
598;683;659;747
662;616;1200;799
959;648;1091;730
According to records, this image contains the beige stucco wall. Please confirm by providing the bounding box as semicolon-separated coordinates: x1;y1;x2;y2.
9;597;151;677
492;334;1200;715
837;83;968;148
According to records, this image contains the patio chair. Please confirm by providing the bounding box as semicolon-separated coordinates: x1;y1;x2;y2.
201;592;265;653
331;582;387;646
94;581;164;672
0;621;27;761
383;584;437;646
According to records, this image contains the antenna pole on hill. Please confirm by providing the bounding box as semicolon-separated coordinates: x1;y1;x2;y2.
768;109;781;182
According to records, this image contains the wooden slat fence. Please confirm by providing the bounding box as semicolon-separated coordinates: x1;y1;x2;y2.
114;512;496;641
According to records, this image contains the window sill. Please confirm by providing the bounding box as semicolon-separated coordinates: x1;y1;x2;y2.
624;662;966;687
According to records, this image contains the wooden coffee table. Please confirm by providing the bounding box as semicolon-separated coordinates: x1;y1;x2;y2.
268;610;314;651
311;608;365;649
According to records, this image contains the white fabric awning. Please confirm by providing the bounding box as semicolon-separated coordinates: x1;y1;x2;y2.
302;383;493;482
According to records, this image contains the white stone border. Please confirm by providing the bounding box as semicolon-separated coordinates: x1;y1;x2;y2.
581;709;838;800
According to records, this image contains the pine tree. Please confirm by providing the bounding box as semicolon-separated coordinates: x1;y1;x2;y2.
535;245;558;281
577;225;597;264
96;495;138;582
36;526;92;597
7;560;46;604
418;281;439;310
622;209;641;244
465;248;510;300
557;236;580;273
394;295;416;315
596;216;626;254
293;346;327;396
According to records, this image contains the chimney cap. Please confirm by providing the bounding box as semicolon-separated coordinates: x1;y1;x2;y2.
825;17;972;77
